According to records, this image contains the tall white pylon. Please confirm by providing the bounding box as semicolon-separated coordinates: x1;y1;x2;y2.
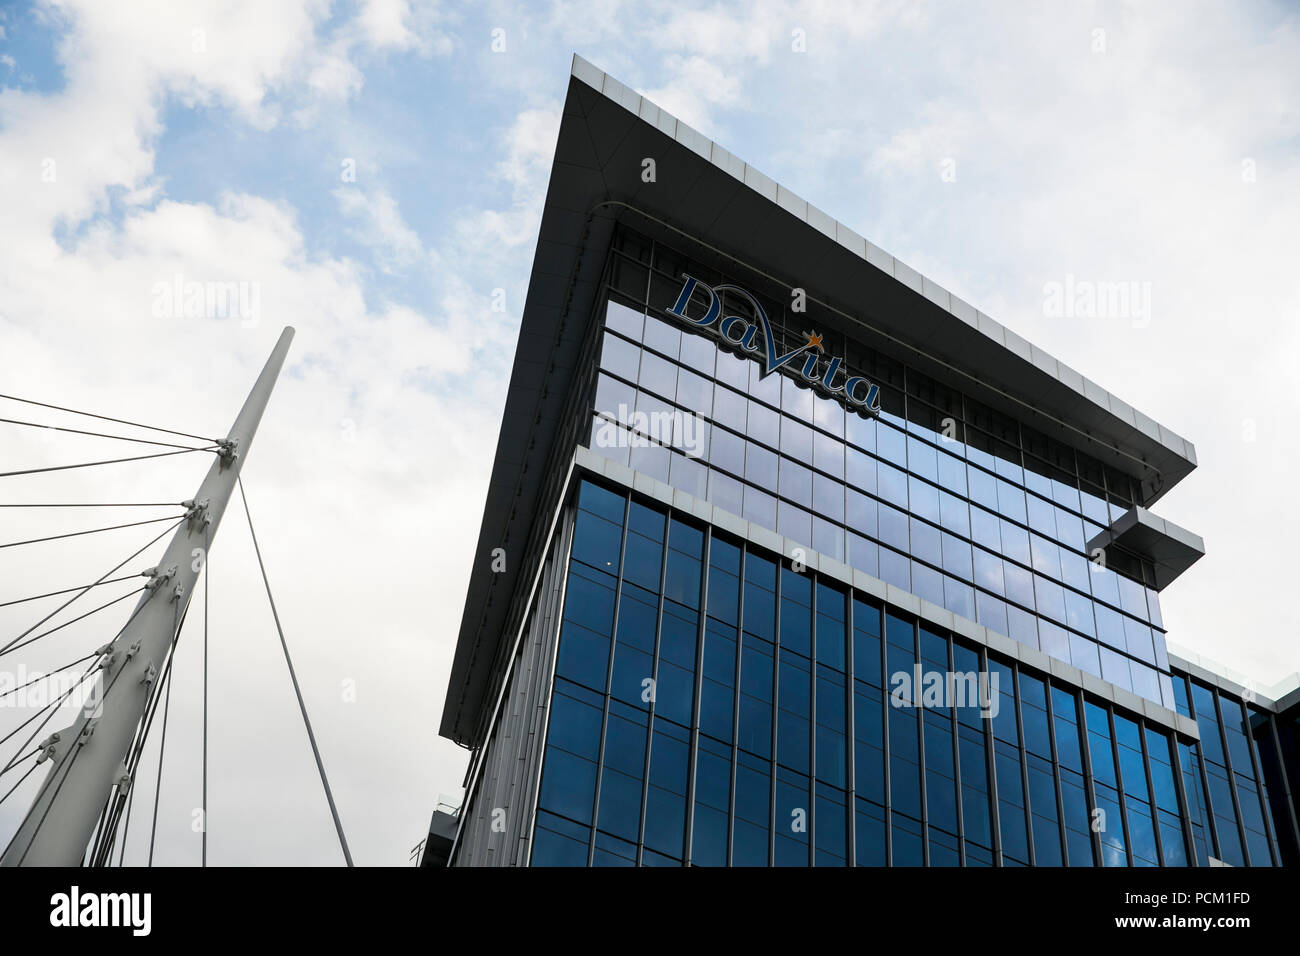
2;328;295;867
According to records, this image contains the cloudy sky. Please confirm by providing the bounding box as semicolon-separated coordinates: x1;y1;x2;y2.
0;0;1296;865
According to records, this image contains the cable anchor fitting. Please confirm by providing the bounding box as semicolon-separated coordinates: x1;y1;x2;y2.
145;565;177;592
183;497;212;528
36;732;61;764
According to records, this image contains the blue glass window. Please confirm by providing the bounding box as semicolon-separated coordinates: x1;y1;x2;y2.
779;416;812;460
878;460;908;509
939;490;970;537
691;733;733;868
747;399;780;448
909;476;940;523
814;431;844;479
846;447;876;494
879;503;908;552
733;752;771;866
779;457;813;508
532;811;591;866
855;798;885;866
775;767;810;865
813;473;844;522
845;407;876;450
700;619;736;742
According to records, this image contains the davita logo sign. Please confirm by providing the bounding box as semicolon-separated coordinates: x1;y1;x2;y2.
665;274;881;414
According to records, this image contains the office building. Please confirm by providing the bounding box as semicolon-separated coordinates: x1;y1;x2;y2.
430;56;1299;867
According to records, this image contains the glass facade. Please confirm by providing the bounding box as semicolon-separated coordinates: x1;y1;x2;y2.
440;82;1300;874
1170;673;1283;866
445;230;1300;871
586;226;1172;709
529;478;1213;867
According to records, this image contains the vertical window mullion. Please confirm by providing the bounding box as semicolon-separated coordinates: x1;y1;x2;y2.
1187;688;1223;862
950;635;965;865
1139;719;1165;867
769;562;781;867
1106;709;1134;867
1211;692;1250;865
981;647;1002;866
588;490;631;865
1044;686;1070;865
845;587;856;867
808;572;817;866
914;618;928;866
1072;689;1104;865
1261;711;1300;864
682;527;710;866
1013;662;1036;866
727;545;745;867
881;607;892;864
634;507;671;865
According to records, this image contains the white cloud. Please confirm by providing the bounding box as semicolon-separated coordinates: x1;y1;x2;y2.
642;54;746;131
355;0;452;56
334;186;425;271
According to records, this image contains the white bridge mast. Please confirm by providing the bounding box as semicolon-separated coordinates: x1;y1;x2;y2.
1;328;294;867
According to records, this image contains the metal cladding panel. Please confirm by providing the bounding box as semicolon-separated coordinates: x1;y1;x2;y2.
439;56;1199;747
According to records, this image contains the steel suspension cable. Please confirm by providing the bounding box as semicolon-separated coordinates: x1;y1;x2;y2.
202;524;209;867
146;601;185;868
96;604;188;867
89;597;190;867
0;502;184;508
0;748;40;785
239;477;353;866
0;651;98;704
0;445;220;479
86;789;115;868
1;517;181;655
1;573;164;811
0;393;217;444
0;416;208;451
3;703;89;864
0;514;185;550
0;573;145;609
7;621;153;865
0;651;108;769
0;586;147;660
116;772;136;867
0;762;40;809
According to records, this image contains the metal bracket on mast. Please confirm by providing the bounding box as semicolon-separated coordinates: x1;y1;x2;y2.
1;327;295;867
35;733;61;765
183;497;212;530
216;438;239;467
